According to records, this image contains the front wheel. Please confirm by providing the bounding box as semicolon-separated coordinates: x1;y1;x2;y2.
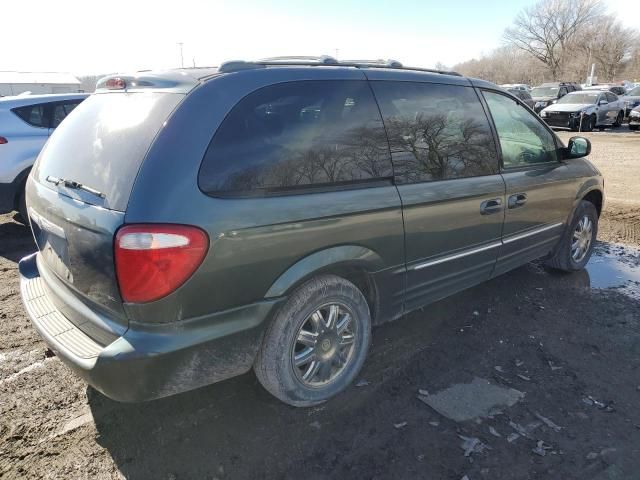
545;200;598;272
580;114;595;132
254;275;371;407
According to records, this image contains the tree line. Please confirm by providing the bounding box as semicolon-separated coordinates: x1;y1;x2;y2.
452;0;640;85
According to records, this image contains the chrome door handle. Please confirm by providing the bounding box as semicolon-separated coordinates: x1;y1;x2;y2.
480;198;503;215
508;193;527;209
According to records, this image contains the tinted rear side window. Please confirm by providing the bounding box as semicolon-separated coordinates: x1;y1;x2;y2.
50;100;82;128
33;92;182;211
12;103;49;128
199;80;393;196
371;81;498;183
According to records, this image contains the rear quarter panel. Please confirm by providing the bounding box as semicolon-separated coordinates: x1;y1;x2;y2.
125;68;406;324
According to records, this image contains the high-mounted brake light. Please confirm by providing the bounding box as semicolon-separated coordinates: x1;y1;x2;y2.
114;224;209;303
0;136;7;145
105;77;126;90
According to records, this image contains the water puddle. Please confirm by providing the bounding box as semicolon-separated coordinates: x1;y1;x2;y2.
587;243;640;299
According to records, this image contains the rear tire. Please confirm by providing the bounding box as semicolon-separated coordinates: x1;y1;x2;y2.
545;200;598;272
16;186;28;225
613;111;624;127
254;275;371;407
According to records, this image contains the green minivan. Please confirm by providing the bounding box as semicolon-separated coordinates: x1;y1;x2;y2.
20;57;603;406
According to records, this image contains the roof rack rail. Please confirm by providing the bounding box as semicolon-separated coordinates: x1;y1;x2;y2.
341;58;404;68
257;55;339;65
218;56;462;77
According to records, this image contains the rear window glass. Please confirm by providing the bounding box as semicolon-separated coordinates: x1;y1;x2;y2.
51;100;82;128
199;80;393;196
12;104;49;128
33;92;182;211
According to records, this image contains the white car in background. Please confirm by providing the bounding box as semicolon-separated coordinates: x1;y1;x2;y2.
539;90;625;132
0;93;88;221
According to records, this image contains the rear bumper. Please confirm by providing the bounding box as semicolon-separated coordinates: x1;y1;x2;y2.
19;252;284;402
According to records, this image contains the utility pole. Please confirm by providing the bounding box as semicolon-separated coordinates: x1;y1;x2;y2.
177;42;184;68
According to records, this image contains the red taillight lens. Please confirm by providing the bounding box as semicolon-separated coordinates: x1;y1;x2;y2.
114;224;209;303
105;77;126;90
0;136;7;144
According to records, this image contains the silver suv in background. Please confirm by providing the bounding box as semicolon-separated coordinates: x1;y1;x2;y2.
0;93;88;221
539;90;624;131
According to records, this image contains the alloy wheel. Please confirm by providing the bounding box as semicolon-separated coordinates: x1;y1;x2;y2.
571;215;593;262
291;303;357;387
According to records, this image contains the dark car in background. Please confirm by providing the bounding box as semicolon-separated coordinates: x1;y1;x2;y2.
584;84;627;97
629;105;640;130
507;88;535;109
19;57;603;407
622;86;640;117
531;82;581;113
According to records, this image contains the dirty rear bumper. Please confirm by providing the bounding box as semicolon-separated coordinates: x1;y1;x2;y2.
19;252;284;402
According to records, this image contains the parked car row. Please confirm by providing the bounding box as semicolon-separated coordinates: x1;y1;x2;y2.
501;81;640;132
13;58;604;407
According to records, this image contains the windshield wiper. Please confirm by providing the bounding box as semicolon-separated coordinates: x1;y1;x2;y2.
46;175;105;199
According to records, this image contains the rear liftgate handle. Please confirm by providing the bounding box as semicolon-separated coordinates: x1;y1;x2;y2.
480;198;503;215
508;193;528;209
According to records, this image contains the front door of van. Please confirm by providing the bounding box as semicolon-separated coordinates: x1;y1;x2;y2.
481;91;576;276
370;80;505;312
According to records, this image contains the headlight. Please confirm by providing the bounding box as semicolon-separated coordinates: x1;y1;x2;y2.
630;110;640;118
540;111;548;117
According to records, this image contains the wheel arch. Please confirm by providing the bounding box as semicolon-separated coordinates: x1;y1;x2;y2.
581;187;603;217
264;245;384;323
11;166;32;211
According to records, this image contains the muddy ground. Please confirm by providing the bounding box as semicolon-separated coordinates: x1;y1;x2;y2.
1;130;639;479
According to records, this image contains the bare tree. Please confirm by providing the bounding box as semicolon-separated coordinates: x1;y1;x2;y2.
504;0;603;80
589;17;638;81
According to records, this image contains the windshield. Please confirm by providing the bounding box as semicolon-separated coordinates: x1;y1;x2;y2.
557;93;599;104
531;87;559;97
626;87;640;96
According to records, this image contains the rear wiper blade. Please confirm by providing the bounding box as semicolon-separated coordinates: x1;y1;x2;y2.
46;175;105;199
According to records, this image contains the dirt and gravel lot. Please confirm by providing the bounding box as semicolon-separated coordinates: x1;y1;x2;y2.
1;129;639;479
556;129;640;247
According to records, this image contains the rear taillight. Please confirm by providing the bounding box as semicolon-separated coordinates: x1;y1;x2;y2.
114;224;209;303
0;136;7;144
105;77;126;90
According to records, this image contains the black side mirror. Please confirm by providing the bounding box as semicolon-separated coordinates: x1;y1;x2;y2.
565;136;591;159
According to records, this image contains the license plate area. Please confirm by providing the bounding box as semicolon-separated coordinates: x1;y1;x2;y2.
30;208;73;283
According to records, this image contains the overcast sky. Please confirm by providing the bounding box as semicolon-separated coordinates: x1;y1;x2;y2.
2;0;637;76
